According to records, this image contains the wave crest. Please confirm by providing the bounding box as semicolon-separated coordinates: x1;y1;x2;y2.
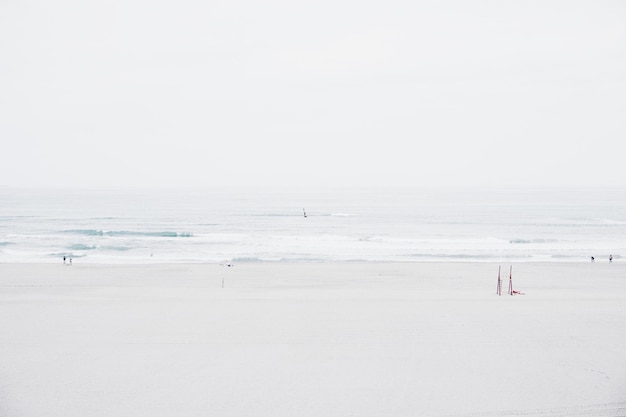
62;229;193;238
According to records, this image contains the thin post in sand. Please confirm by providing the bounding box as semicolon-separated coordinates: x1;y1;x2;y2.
497;265;502;296
497;265;514;296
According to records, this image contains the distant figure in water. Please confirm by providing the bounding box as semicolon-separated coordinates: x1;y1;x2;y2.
63;256;66;264
609;254;613;263
591;256;595;262
303;208;307;218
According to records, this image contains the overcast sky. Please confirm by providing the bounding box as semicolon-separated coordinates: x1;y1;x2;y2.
1;0;624;188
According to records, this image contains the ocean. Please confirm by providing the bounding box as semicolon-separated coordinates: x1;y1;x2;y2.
1;187;625;263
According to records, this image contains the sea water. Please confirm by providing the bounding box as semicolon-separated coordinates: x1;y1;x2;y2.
1;187;625;263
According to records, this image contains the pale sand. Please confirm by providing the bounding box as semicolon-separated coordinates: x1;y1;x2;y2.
1;262;625;417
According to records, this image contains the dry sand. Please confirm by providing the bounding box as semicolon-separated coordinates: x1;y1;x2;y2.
1;262;625;416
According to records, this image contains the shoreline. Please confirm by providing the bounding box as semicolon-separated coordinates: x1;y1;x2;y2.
0;257;618;265
1;260;623;292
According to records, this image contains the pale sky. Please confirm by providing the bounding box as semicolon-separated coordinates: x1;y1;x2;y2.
1;0;624;188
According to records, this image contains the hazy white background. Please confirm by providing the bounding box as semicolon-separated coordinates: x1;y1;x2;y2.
1;0;624;188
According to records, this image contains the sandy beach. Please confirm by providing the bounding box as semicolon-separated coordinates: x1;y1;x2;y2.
1;262;625;417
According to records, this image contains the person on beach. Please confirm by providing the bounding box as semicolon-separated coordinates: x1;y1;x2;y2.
63;256;66;264
609;255;613;263
69;258;72;266
591;256;595;262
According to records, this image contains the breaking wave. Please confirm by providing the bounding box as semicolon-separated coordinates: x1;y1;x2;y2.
62;229;193;238
101;245;133;251
68;244;97;250
509;238;559;244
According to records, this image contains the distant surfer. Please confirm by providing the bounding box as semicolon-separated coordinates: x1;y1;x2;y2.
303;208;307;218
591;256;595;262
609;254;613;263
